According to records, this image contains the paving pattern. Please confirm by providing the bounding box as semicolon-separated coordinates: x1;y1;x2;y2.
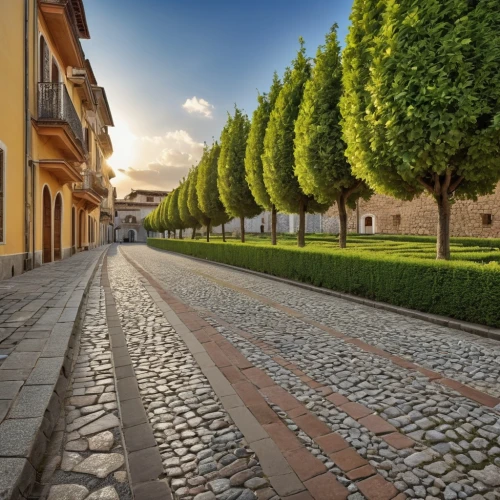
39;261;131;500
0;247;108;500
120;244;500;500
106;247;279;500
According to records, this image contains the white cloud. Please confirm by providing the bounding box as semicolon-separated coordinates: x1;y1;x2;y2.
116;129;204;196
182;96;214;118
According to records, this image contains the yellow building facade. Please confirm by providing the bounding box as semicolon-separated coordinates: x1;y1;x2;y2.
0;0;114;280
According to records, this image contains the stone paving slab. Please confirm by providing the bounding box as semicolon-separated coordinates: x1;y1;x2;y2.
0;247;107;500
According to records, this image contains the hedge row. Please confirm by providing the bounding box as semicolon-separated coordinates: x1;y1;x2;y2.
350;234;500;249
147;238;500;327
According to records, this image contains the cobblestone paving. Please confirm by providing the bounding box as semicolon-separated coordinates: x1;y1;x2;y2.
122;244;500;500
143;248;500;399
39;263;131;500
107;248;278;500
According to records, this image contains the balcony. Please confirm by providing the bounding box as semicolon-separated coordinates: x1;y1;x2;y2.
38;159;82;184
38;0;89;67
36;83;87;162
73;170;108;209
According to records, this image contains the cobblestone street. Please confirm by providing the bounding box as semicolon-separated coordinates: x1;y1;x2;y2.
1;243;500;500
117;243;500;500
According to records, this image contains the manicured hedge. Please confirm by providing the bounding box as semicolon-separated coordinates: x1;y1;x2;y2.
148;238;500;327
350;234;500;249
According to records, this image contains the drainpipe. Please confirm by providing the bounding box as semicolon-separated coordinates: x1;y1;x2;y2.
24;0;32;270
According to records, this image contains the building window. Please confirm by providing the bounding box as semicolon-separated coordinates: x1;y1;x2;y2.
0;146;4;243
146;196;154;202
393;214;401;227
482;213;492;226
125;215;137;224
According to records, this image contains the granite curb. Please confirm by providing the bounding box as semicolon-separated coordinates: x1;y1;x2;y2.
0;248;109;500
101;254;173;500
147;245;500;342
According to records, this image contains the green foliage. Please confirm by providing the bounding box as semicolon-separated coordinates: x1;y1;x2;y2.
245;73;282;210
341;0;500;199
262;39;328;215
168;188;185;232
178;174;200;229
197;143;231;227
218;107;261;219
294;25;370;208
147;238;500;327
187;166;210;227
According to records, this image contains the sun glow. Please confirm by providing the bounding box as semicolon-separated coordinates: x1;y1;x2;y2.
107;119;137;174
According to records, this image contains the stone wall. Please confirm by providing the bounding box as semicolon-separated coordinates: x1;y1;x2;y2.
325;183;500;237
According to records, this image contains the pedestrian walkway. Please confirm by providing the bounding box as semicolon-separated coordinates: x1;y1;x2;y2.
0;248;107;500
119;243;500;500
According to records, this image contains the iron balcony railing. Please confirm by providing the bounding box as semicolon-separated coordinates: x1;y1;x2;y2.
75;170;108;199
38;82;86;152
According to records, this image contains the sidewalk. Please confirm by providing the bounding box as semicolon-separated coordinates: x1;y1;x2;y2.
0;247;108;500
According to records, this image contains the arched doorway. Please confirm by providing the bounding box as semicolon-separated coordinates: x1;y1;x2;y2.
71;207;76;254
79;210;85;249
360;214;376;234
42;186;52;263
128;229;135;243
54;194;62;261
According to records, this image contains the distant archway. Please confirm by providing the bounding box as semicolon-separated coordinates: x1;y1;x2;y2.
42;186;52;263
79;209;85;249
54;193;62;261
71;206;76;254
128;229;136;243
360;214;376;234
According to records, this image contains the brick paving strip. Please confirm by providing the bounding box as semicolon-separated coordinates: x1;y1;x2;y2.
176;268;500;412
0;248;109;500
121;249;407;500
100;257;172;500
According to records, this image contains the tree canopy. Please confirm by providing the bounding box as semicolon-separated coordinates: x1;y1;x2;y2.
178;174;200;237
341;0;500;258
295;25;371;248
197;143;231;229
245;73;282;211
262;39;329;246
218;107;260;242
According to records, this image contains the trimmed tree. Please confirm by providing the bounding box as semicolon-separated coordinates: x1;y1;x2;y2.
218;107;261;243
168;188;186;239
245;72;282;245
179;173;200;239
197;143;231;241
262;39;329;247
341;0;500;259
187;164;211;241
295;25;371;248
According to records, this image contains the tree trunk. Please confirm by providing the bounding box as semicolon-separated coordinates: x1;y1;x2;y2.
191;227;196;239
337;193;347;249
173;229;176;239
206;221;210;242
179;229;183;239
240;217;245;243
436;193;451;260
297;198;306;248
271;205;277;246
222;223;226;242
167;230;170;239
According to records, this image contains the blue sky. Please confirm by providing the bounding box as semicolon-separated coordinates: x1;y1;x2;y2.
83;0;354;196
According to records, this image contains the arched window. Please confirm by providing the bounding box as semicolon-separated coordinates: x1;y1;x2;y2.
39;35;50;83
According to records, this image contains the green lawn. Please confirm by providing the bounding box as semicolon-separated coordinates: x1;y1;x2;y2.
190;232;500;264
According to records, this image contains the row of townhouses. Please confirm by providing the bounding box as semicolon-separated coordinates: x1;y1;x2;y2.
0;0;115;280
